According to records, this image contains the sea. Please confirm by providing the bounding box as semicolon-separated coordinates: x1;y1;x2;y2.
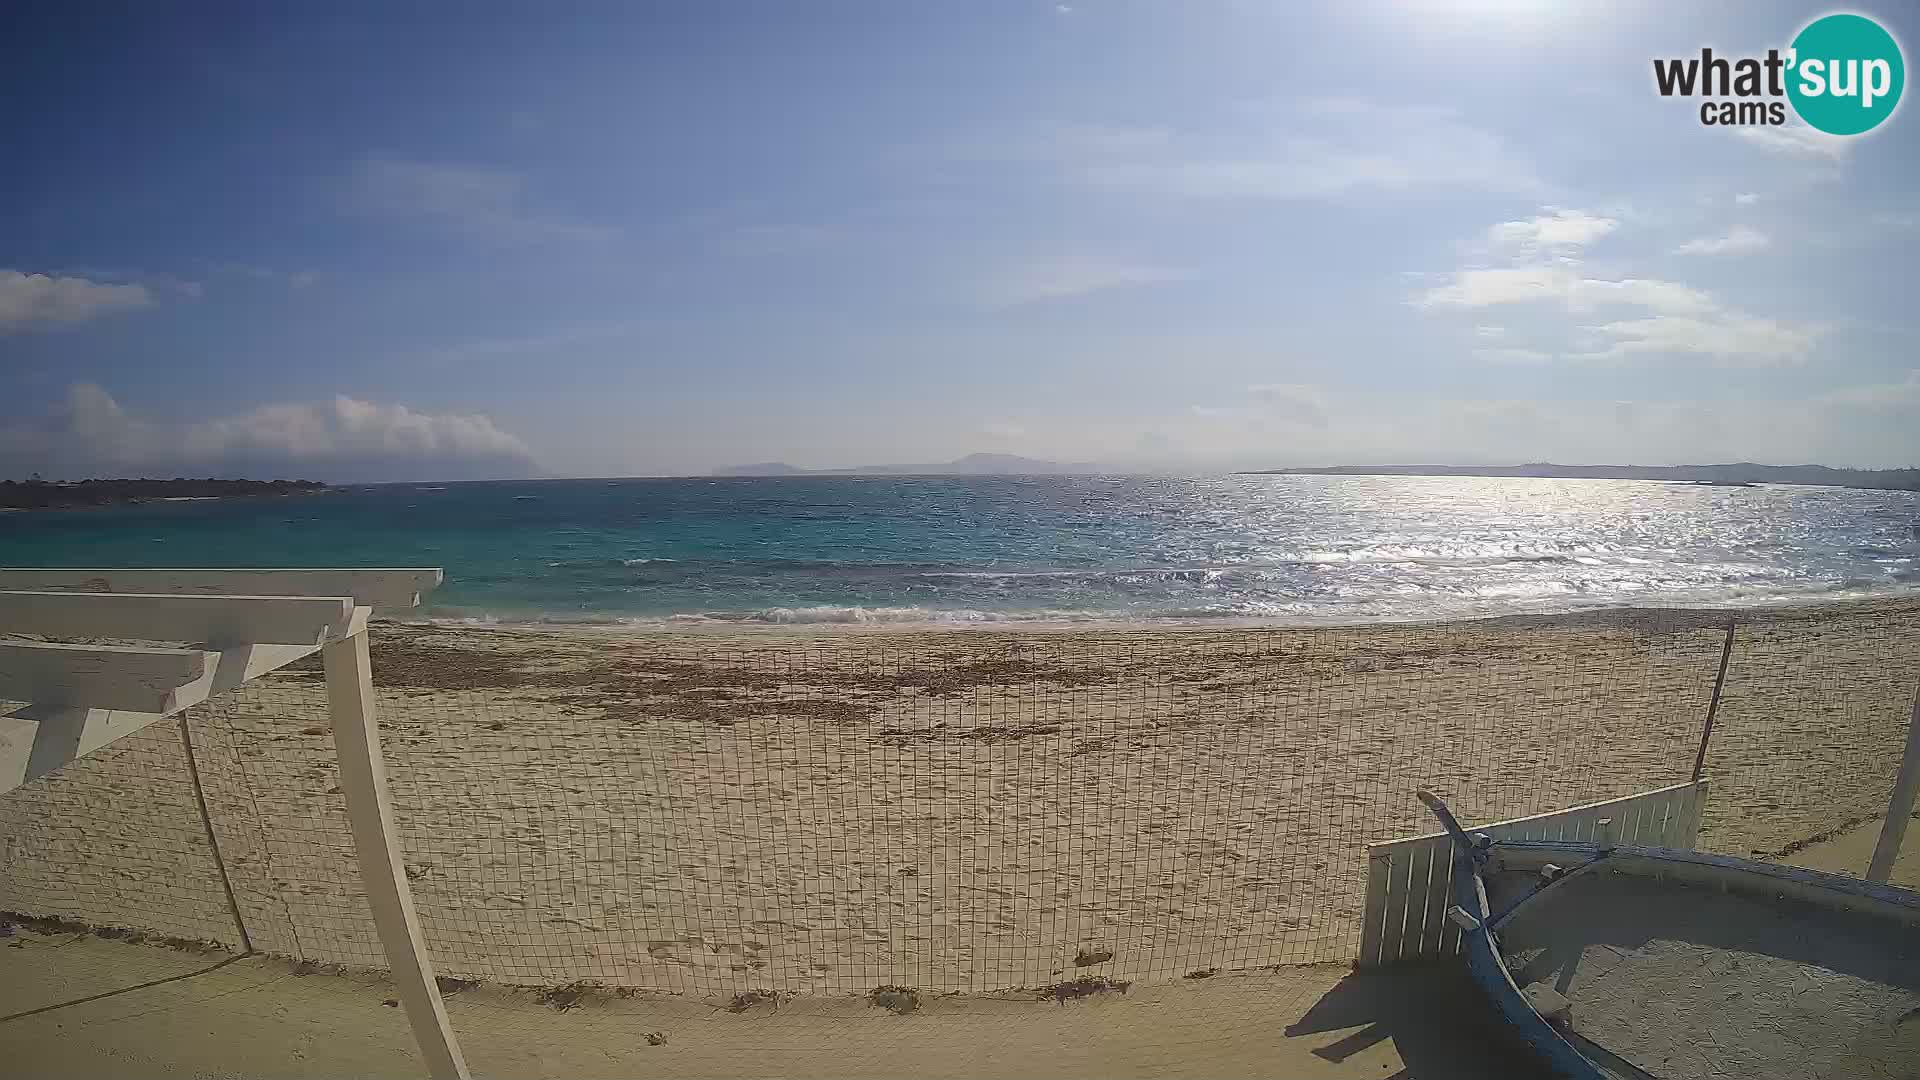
3;475;1918;629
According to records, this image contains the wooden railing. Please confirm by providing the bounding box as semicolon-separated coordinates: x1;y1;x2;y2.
1357;779;1711;969
0;568;467;1080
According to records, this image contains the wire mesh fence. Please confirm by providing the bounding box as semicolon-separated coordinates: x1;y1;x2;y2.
1688;602;1920;868
1;598;1915;1002
372;610;1728;996
0;712;246;950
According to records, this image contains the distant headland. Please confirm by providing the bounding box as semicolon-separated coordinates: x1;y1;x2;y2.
0;478;329;511
1236;462;1920;491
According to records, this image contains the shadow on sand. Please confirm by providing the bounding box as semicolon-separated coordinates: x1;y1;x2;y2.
1285;966;1547;1080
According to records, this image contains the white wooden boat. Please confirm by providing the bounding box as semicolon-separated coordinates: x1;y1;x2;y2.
1419;791;1920;1078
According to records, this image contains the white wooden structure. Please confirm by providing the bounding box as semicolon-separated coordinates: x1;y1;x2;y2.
1357;779;1710;968
1868;681;1920;883
0;568;467;1080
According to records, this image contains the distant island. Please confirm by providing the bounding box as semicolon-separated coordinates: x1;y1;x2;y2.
716;453;1096;477
1238;462;1920;492
0;478;329;510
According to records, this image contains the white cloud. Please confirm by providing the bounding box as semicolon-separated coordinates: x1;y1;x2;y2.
985;255;1189;305
0;271;153;332
349;157;611;245
1412;213;1815;366
1579;314;1817;364
1189;384;1329;430
1413;267;1715;315
1569;277;1719;315
1730;123;1850;160
1246;383;1328;428
1074;100;1542;201
1;384;538;482
1474;347;1554;365
1413;266;1570;308
1674;225;1769;256
1733;192;1760;206
1474;325;1506;339
1486;208;1617;256
1816;369;1920;411
1872;212;1918;228
1417;270;1813;364
985;379;1920;471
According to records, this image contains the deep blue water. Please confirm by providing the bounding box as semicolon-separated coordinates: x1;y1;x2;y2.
3;475;1918;626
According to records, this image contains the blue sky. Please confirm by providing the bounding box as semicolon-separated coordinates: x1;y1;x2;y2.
2;1;1917;480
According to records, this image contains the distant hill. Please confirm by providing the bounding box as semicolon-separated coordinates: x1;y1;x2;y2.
0;477;328;510
716;453;1095;477
1239;462;1920;491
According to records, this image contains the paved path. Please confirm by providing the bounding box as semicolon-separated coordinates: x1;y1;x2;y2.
0;926;1535;1079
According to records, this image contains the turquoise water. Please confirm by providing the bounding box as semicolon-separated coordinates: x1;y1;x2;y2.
2;475;1917;626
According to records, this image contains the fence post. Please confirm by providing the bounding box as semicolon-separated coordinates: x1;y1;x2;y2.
324;627;469;1080
1691;617;1737;783
1866;680;1920;884
176;711;253;954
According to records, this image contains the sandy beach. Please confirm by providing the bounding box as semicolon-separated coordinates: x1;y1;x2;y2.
3;597;1917;1000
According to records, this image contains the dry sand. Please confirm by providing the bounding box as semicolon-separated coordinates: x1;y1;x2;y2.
2;598;1916;1003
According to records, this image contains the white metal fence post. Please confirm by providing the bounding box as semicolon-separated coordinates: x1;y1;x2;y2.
1866;681;1920;884
324;627;470;1080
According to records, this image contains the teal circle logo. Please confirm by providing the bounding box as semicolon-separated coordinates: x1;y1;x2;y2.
1787;13;1904;135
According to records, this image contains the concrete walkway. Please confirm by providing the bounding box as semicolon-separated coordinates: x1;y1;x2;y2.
1785;813;1920;888
0;926;1535;1080
9;815;1907;1079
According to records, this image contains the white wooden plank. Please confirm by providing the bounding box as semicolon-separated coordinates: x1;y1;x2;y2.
19;706;91;785
1635;792;1662;846
1379;848;1417;966
0;641;210;713
1674;778;1709;848
1415;841;1452;962
1569;813;1594;844
0;715;36;793
1666;788;1689;845
1868;685;1920;883
1358;780;1713;968
1369;781;1705;856
0;591;354;646
1559;813;1582;844
1664;786;1692;847
0;639;332;795
1360;854;1390;968
324;630;469;1080
0;568;441;611
1435;850;1463;957
1651;790;1678;846
1619;799;1644;846
1400;843;1433;962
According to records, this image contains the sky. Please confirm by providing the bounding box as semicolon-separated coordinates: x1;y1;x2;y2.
2;0;1918;481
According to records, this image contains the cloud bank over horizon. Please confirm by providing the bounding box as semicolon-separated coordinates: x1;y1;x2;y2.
0;384;538;483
